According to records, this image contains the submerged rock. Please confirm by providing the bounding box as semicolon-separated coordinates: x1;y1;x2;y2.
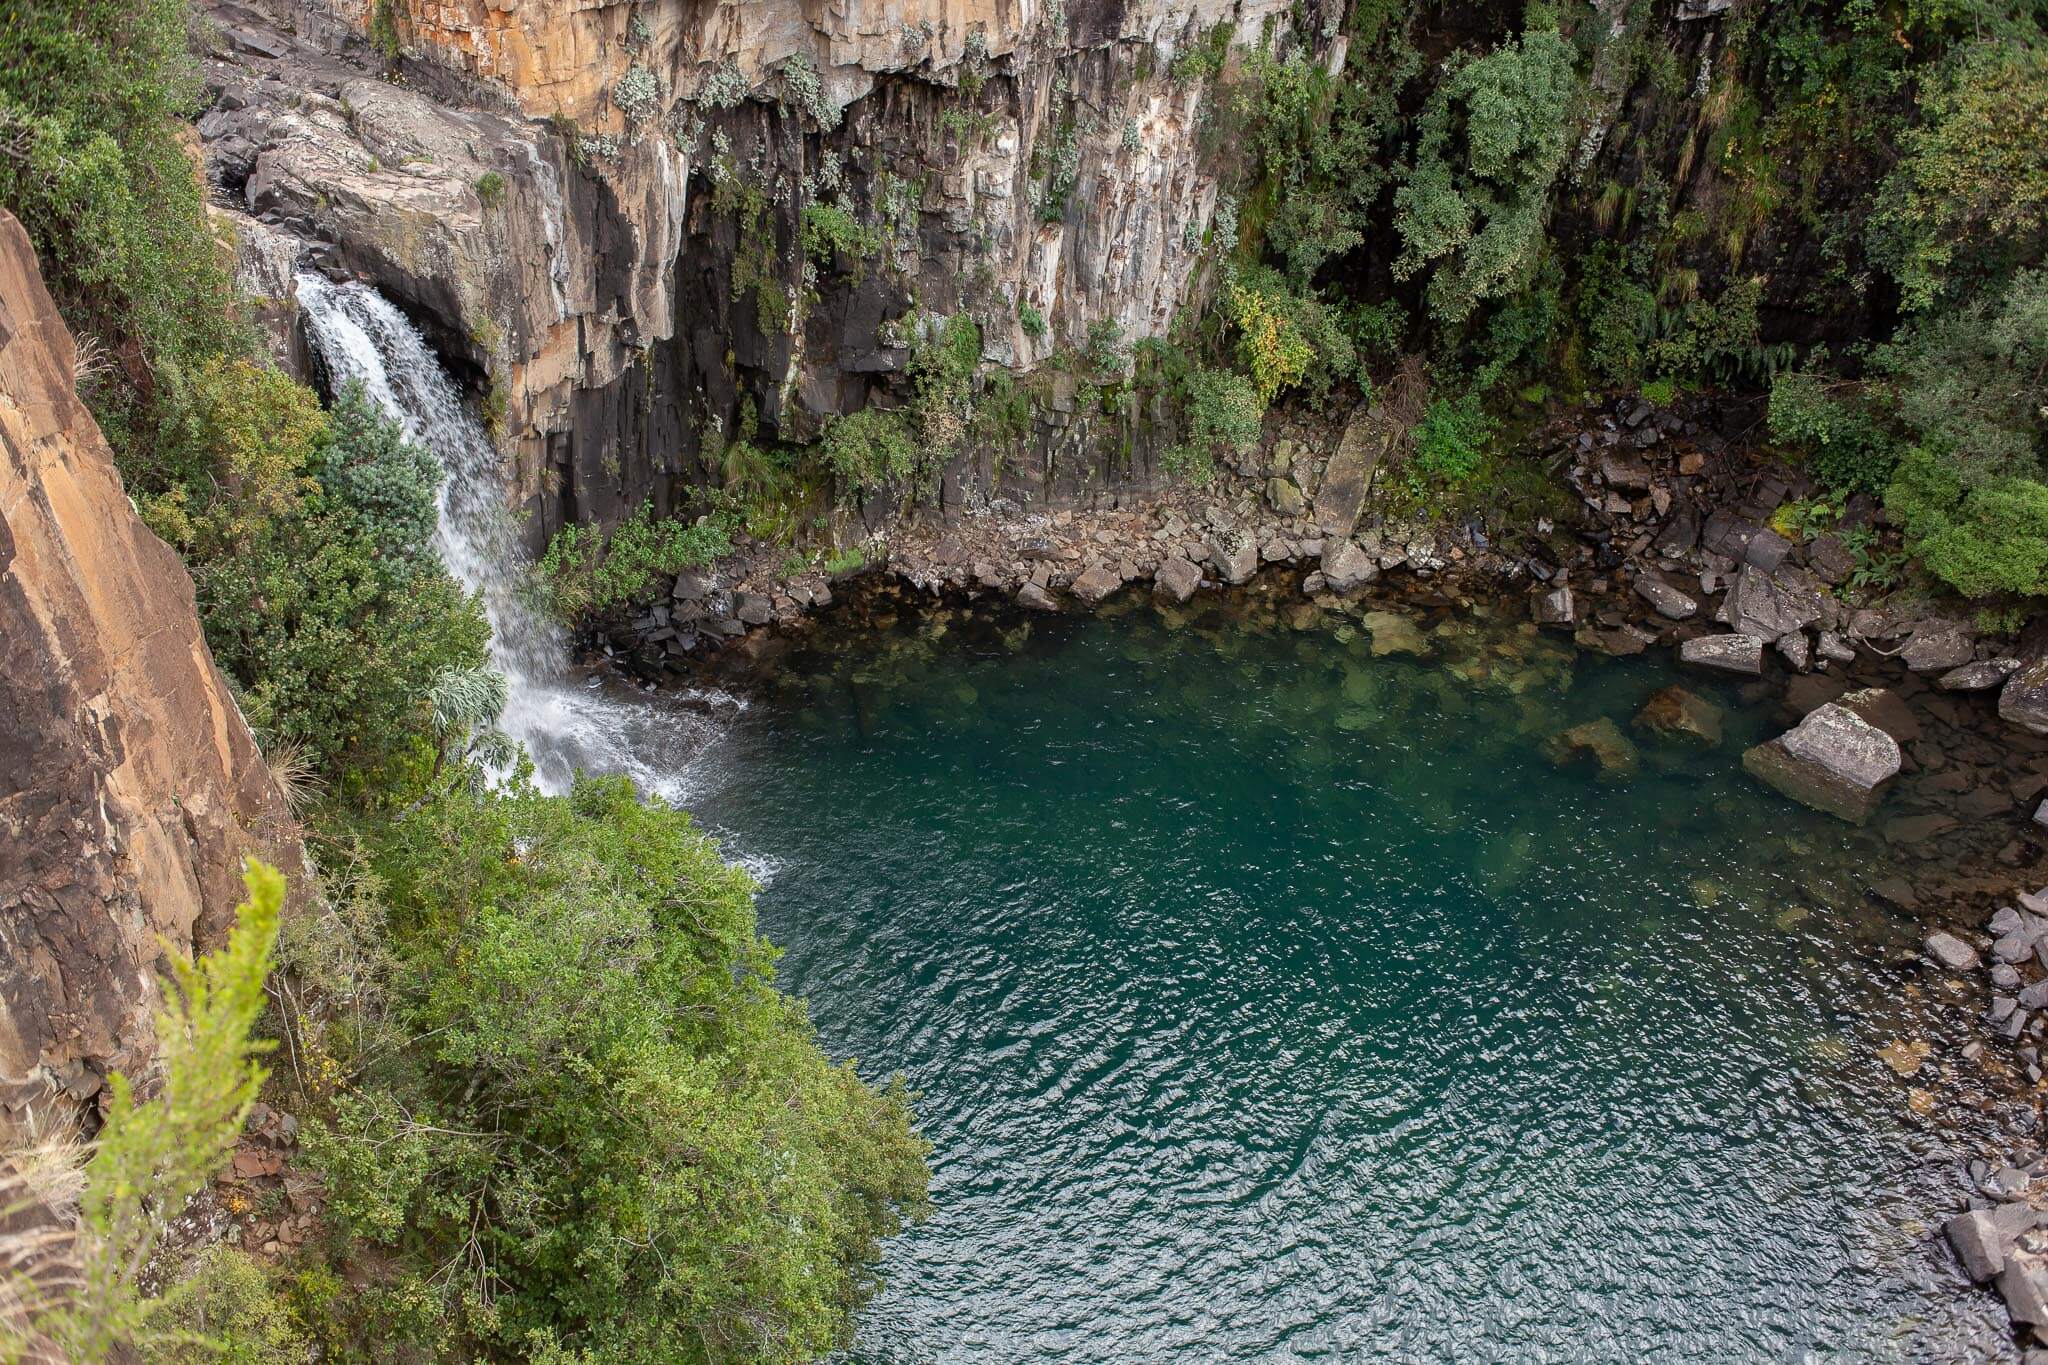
1742;702;1903;823
1679;633;1766;675
1543;717;1639;782
1632;685;1724;746
1016;582;1059;612
1360;610;1429;658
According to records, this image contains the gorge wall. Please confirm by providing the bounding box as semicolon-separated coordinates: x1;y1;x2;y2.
201;0;1315;545
0;211;306;1140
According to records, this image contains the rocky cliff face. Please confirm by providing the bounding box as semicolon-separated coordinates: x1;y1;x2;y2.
0;211;307;1140
199;0;1303;545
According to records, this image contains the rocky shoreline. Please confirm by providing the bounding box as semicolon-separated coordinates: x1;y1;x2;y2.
585;392;2048;1354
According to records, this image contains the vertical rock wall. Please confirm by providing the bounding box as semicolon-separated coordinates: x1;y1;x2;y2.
0;211;307;1139
201;0;1305;544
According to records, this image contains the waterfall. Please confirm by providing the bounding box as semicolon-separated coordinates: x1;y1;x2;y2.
296;273;738;800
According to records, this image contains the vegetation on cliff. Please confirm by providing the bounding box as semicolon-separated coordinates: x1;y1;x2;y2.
0;3;928;1360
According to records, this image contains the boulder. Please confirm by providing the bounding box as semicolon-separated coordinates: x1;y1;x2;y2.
1310;406;1394;539
1742;702;1902;824
1901;619;1975;673
1633;574;1698;620
1016;581;1059;612
1947;1209;2006;1282
1531;586;1576;628
1725;563;1825;640
2002;1258;2048;1328
1152;557;1201;604
2002;660;2048;735
1679;633;1767;676
1816;631;1857;665
1742;527;1794;571
1069;565;1123;605
1632;686;1724;746
1208;534;1259;587
1265;476;1306;517
1923;930;1980;972
733;592;775;625
1320;540;1379;593
1941;659;2020;691
1776;632;1811;672
1544;717;1639;782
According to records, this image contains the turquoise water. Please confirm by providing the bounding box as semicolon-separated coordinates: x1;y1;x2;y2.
686;587;2012;1363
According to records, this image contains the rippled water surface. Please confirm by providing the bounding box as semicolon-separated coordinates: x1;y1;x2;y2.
687;590;2010;1363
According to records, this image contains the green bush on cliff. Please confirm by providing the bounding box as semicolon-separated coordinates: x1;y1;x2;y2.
820;406;919;496
1870;42;2048;310
534;499;733;621
1166;367;1264;484
1392;29;1580;325
0;0;252;467
304;775;929;1363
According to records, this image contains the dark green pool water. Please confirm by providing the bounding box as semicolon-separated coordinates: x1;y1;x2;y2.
686;588;2011;1363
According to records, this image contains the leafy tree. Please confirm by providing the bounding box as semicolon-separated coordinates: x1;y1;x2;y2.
194;396;489;778
1870;43;2048;309
1393;30;1580;325
0;0;253;466
306;777;930;1362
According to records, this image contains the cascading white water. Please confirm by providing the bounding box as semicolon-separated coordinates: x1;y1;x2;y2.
296;273;738;800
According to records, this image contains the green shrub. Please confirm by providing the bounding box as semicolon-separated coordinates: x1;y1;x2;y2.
1888;445;2048;597
800;201;882;274
1017;299;1047;338
1877;267;2048;484
1767;371;1900;494
306;777;929;1362
25;864;285;1360
146;1247;309;1364
0;0;255;468
1408;392;1496;489
473;170;505;209
534;500;733;621
819;406;918;496
1392;30;1580;324
1225;265;1356;404
1166;367;1265;484
1870;43;2048;309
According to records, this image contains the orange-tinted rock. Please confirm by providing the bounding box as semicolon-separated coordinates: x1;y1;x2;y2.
0;211;306;1137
